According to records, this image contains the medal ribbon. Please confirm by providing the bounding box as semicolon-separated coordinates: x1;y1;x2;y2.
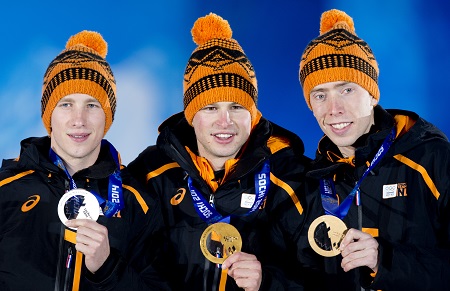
50;139;124;217
188;159;270;225
320;127;396;219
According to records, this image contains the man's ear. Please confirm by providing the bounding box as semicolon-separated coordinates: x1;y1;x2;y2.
371;97;379;107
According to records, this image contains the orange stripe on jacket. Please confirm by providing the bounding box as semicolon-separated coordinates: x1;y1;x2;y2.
0;170;34;187
123;184;149;214
270;173;303;215
394;154;440;200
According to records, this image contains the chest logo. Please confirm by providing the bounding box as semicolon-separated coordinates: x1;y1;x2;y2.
21;195;41;212
240;193;256;209
382;183;407;199
171;188;186;205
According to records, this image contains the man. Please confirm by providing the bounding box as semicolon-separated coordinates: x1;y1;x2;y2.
128;13;312;290
299;9;450;290
0;31;167;290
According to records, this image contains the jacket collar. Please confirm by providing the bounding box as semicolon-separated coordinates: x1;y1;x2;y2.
14;136;118;180
157;112;303;185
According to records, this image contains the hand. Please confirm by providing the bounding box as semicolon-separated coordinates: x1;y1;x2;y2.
65;219;110;273
339;228;379;272
221;252;262;291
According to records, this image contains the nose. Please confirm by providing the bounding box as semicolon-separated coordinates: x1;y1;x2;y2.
71;107;86;127
216;109;233;127
328;94;344;116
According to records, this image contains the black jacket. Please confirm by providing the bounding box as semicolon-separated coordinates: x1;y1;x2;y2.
128;112;314;290
0;136;168;290
306;106;450;290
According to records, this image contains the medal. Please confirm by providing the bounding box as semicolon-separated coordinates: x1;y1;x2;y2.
58;189;100;230
308;215;348;257
200;222;242;264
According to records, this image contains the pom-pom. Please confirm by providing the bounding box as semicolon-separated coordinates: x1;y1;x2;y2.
320;9;355;35
191;12;232;45
66;30;108;58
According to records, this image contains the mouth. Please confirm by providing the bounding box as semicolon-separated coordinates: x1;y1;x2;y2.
330;122;351;130
213;133;234;140
68;133;90;141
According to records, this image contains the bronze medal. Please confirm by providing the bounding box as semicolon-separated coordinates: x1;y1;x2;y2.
200;222;242;264
308;215;348;257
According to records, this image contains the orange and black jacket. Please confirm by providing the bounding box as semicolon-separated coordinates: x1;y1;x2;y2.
0;136;168;290
128;112;315;290
306;106;450;291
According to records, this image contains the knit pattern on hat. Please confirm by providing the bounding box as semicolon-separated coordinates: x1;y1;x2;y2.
41;30;116;135
299;9;379;109
183;13;258;125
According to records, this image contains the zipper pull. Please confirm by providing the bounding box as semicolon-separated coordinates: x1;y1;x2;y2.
209;194;214;207
66;246;73;269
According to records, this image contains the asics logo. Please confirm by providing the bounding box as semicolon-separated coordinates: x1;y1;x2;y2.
170;188;186;205
21;195;41;212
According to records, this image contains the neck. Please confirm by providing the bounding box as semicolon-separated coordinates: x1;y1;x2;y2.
208;158;227;172
62;158;94;176
338;146;355;158
50;146;101;176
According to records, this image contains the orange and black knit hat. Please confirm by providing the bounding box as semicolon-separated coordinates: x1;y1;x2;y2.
299;9;379;109
183;13;258;126
41;30;116;135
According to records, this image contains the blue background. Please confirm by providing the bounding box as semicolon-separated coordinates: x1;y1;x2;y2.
1;0;449;164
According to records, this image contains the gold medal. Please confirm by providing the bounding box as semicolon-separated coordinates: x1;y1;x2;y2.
200;222;242;264
308;215;348;257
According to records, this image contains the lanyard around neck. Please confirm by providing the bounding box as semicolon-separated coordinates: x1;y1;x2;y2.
320;127;396;219
49;139;124;217
187;159;270;224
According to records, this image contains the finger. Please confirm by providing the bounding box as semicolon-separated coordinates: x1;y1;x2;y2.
227;261;262;291
341;241;378;271
341;247;378;272
340;228;371;249
341;235;378;257
66;219;103;230
74;229;109;257
222;252;243;269
222;252;257;269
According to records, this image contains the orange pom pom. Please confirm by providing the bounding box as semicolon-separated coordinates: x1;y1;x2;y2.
320;9;355;35
66;30;108;58
191;12;232;45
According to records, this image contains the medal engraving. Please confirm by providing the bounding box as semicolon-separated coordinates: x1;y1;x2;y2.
58;189;100;230
200;222;242;264
308;215;348;257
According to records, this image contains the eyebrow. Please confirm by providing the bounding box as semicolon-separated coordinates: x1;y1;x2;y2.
310;82;352;93
333;82;351;88
59;97;100;103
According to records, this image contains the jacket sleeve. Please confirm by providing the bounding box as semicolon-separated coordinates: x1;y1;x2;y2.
365;142;450;290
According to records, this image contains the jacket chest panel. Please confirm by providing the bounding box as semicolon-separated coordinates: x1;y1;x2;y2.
338;163;437;243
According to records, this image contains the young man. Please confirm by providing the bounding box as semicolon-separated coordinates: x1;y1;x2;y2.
299;9;450;290
128;13;313;290
0;31;167;290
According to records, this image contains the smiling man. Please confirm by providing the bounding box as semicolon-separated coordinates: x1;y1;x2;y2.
0;31;167;290
128;13;313;290
299;9;450;291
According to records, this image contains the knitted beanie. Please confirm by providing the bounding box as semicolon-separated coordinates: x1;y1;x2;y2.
183;13;258;125
41;30;116;135
299;9;379;109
